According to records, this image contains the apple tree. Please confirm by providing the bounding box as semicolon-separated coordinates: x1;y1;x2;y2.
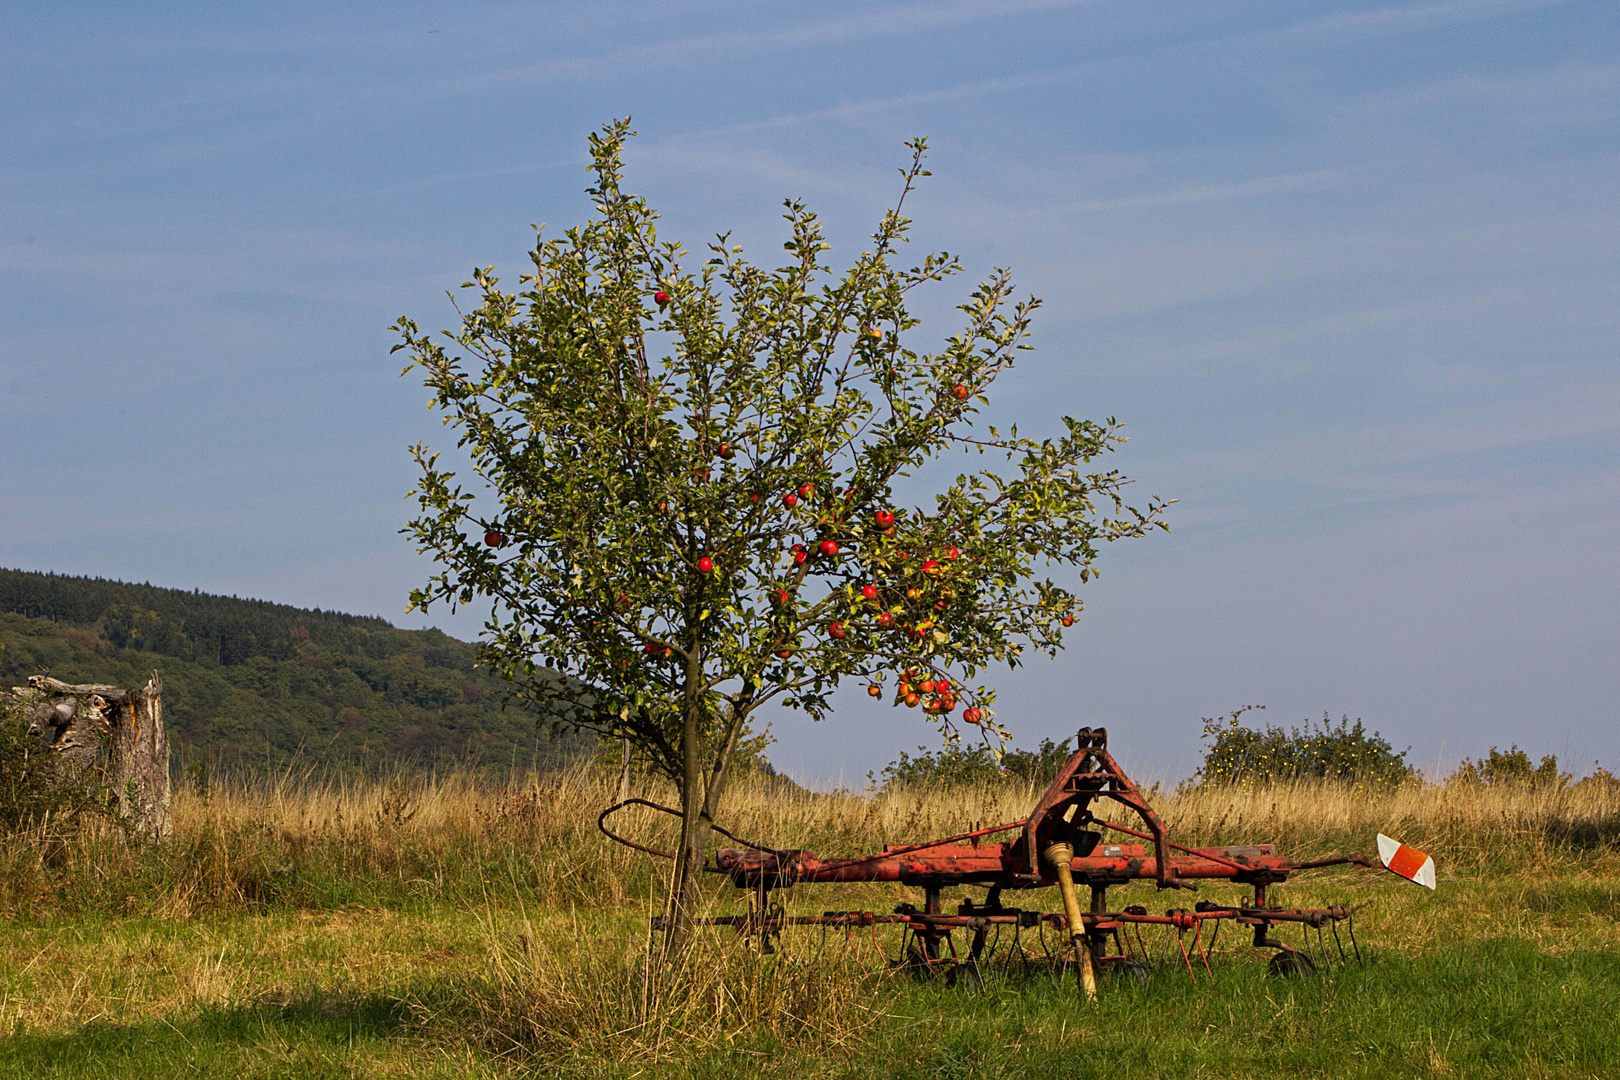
395;120;1168;955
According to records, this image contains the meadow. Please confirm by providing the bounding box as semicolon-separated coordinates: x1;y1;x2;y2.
1;768;1615;1078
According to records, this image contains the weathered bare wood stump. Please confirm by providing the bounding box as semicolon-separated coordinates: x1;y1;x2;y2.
5;673;170;839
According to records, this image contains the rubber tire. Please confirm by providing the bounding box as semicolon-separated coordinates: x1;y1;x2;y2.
1268;950;1317;978
1110;958;1153;984
948;960;986;994
904;944;937;980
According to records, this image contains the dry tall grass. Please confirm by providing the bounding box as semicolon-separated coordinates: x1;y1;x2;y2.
1;767;1615;1065
3;767;1615;922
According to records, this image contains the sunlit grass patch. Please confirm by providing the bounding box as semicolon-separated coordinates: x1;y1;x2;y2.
0;768;1615;1076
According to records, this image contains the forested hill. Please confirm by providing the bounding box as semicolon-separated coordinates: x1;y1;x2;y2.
0;568;597;775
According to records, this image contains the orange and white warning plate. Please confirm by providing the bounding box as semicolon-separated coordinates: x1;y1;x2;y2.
1376;834;1436;890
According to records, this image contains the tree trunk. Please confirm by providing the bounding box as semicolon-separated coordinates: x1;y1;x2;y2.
617;736;632;803
660;692;754;962
20;673;170;839
108;675;170;840
663;697;708;961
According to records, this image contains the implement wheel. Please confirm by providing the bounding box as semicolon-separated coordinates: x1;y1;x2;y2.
947;960;986;993
1110;958;1153;984
903;944;937;981
1268;950;1317;978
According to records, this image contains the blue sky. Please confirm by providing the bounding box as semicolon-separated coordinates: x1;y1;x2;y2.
3;0;1616;785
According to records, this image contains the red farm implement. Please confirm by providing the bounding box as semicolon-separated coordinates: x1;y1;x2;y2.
601;727;1434;995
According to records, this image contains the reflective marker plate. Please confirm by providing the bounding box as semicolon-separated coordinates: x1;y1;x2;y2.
1377;833;1436;890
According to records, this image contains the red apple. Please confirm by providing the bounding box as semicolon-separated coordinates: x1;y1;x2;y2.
952;383;968;400
783;493;798;508
876;612;895;628
919;679;935;694
717;443;734;460
484;530;504;547
643;642;661;654
935;678;951;691
776;647;794;659
867;683;882;698
771;589;789;608
655;290;670;305
962;707;981;725
869;327;883;339
1061;614;1075;627
798;482;815;499
791;545;808;565
874;509;895;528
921;560;941;576
943;545;959;560
697;556;713;573
904;692;919;708
828;622;846;640
819;540;838;557
861;584;878;601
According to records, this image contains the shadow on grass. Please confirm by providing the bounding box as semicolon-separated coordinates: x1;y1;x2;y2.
0;990;421;1079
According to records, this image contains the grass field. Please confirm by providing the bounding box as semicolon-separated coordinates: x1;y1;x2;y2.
2;769;1616;1077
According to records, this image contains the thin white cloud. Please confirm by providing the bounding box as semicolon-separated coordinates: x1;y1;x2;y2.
1058;170;1346;213
455;0;1102;93
1262;0;1580;48
1348;60;1620;124
647;0;1591;142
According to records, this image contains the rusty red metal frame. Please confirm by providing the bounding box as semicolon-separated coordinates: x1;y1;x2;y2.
605;727;1380;984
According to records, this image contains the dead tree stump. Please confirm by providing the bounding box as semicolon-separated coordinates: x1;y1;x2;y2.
9;673;171;839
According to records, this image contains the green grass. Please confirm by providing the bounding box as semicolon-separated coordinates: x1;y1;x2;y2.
3;934;1614;1078
3;890;1615;1078
1;771;1615;1077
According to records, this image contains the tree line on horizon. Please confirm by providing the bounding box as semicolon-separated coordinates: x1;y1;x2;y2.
0;567;596;776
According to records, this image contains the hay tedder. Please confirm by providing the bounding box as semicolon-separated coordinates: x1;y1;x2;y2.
601;728;1436;994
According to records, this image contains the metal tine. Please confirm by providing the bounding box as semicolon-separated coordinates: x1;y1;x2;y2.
1193;921;1215;982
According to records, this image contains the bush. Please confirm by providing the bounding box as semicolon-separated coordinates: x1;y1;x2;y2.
1192;706;1415;789
875;744;1004;789
0;693;105;833
1000;738;1076;787
1448;745;1570;788
874;737;1077;791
